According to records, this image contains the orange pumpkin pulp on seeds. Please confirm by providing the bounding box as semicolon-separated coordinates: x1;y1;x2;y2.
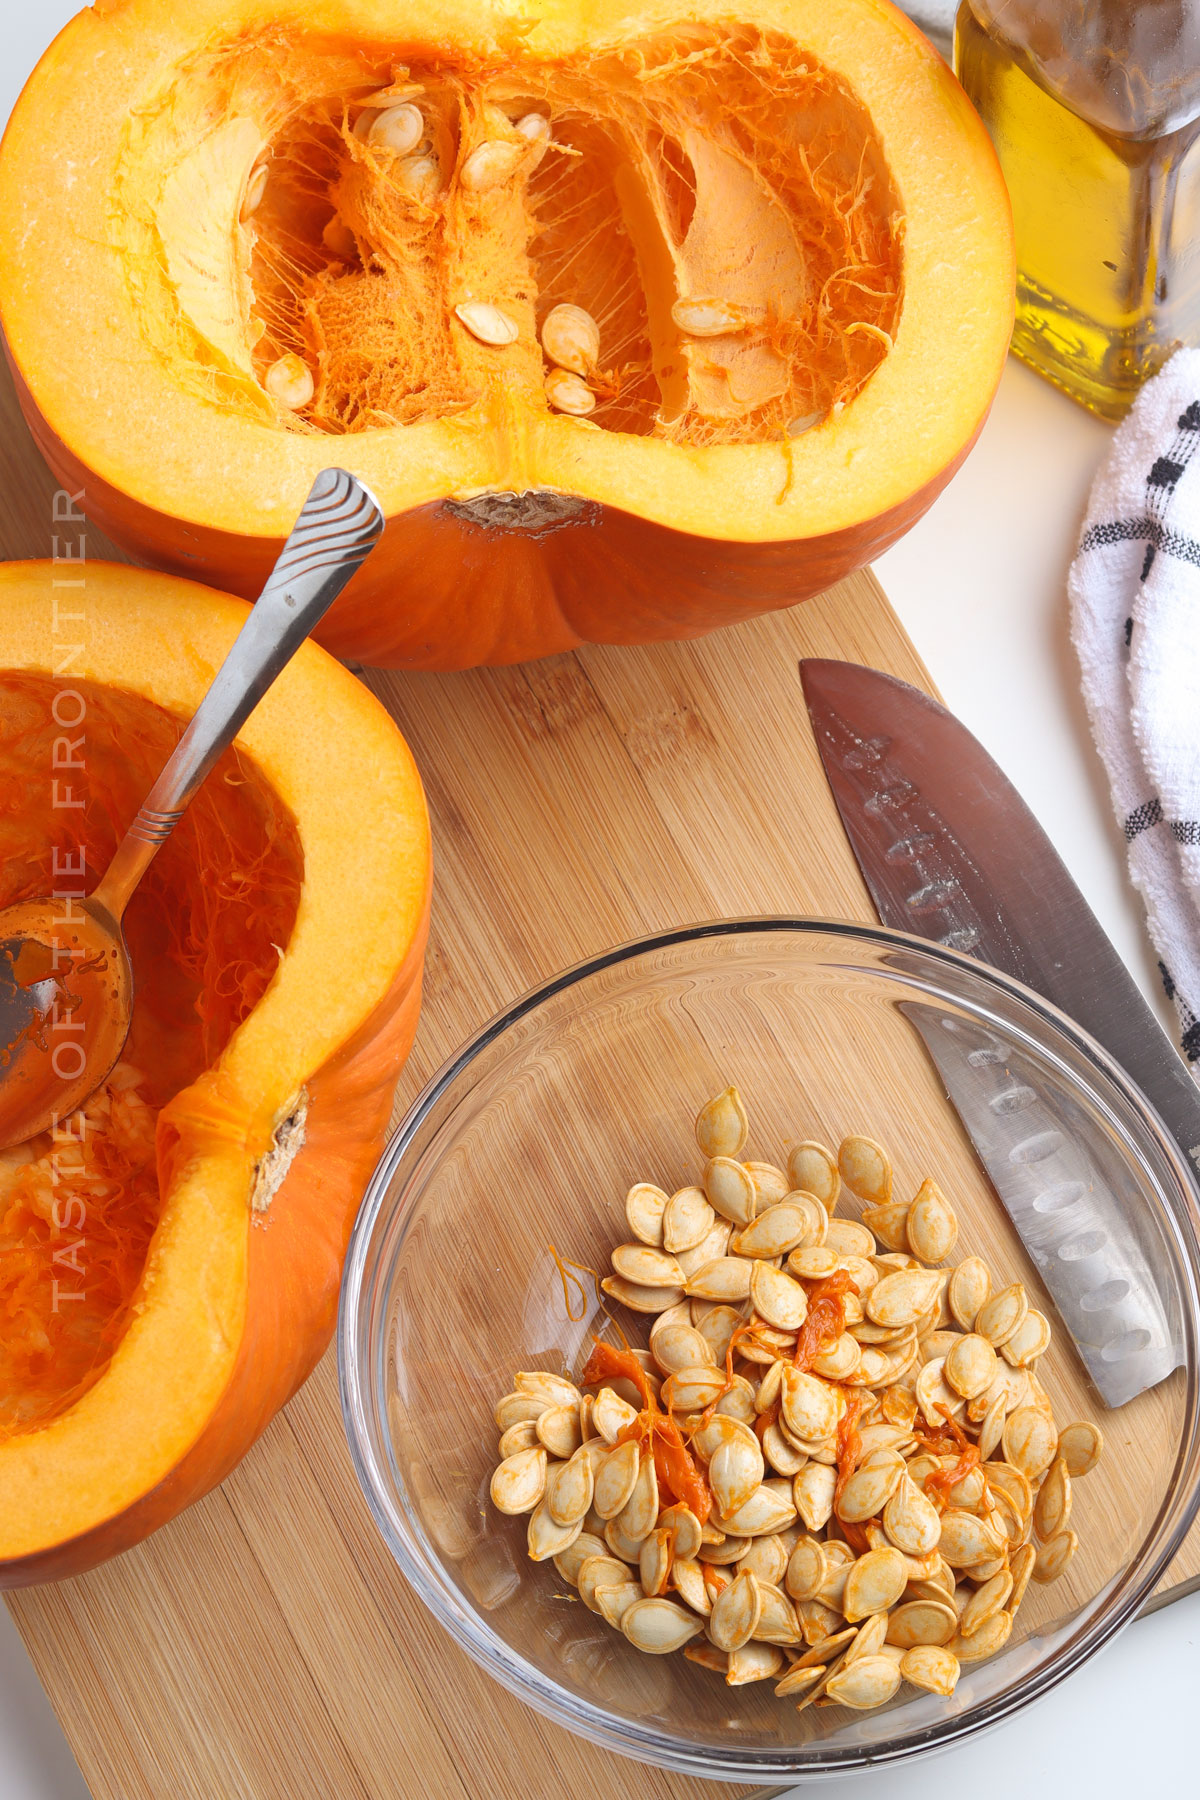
0;562;430;1584
0;0;1013;668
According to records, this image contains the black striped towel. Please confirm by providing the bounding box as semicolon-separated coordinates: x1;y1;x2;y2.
1070;349;1200;1067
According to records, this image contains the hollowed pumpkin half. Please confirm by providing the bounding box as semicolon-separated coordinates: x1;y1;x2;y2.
0;561;430;1584
0;0;1013;669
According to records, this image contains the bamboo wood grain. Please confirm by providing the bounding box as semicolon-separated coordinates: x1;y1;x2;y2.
0;356;1196;1800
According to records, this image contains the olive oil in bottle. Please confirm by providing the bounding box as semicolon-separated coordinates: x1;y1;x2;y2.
955;0;1200;419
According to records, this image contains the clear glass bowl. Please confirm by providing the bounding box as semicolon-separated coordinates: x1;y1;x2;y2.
339;920;1200;1781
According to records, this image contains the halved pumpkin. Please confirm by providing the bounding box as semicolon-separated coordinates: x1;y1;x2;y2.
0;561;430;1583
0;0;1012;668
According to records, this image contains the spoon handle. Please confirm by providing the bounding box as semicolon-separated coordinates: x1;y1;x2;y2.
93;468;384;922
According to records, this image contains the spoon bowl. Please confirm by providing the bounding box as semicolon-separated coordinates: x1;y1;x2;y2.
0;896;131;1144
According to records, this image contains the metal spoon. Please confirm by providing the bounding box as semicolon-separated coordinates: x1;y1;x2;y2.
0;468;384;1151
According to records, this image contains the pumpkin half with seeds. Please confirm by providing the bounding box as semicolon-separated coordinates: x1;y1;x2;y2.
0;0;1012;669
0;563;430;1582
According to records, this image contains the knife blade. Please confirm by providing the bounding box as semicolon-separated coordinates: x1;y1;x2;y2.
800;657;1197;1405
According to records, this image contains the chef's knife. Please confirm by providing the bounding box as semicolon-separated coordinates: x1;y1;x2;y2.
800;657;1198;1407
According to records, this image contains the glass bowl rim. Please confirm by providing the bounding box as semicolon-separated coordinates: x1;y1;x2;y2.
338;915;1200;1781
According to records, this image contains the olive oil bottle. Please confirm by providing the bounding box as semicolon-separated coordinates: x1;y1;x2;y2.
955;0;1200;419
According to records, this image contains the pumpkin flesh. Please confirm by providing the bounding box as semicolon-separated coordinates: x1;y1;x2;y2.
0;674;304;1439
0;562;430;1581
0;0;1013;665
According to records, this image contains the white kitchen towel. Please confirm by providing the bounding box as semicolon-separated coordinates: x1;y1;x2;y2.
1069;347;1200;1069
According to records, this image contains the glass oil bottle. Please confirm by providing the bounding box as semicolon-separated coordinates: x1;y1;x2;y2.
955;0;1200;419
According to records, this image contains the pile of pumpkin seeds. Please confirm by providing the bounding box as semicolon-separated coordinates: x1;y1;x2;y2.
489;1088;1103;1712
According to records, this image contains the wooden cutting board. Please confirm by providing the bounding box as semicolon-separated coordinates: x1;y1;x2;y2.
1;356;1197;1800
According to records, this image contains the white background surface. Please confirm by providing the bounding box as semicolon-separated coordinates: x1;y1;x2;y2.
1;6;1198;1797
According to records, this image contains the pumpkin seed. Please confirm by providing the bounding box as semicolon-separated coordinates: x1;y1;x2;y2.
685;1641;729;1674
709;1569;763;1651
787;1245;840;1280
595;1580;643;1628
906;1178;958;1264
825;1218;877;1257
825;1653;902;1709
784;1535;827;1602
240;161;269;220
986;1459;1033;1523
1008;1542;1037;1614
915;1358;964;1428
867;1267;943;1329
553;1531;608;1586
811;1332;862;1382
774;1661;827;1697
1002;1405;1059;1480
732;1201;812;1259
590;1385;638;1445
948;1607;1012;1661
1058;1420;1104;1478
885;1599;957;1648
663;1367;729;1419
578;1553;632;1610
454;300;519;346
397;154;441;201
659;1502;702;1561
978;1393;1007;1460
635;1527;672;1597
752;1582;804;1645
1000;1306;1052;1367
780;1367;840;1443
843;1547;907;1622
663;1185;716;1253
728;1641;785;1684
793;1468;838;1538
540;303;600;376
938;1509;1006;1568
836;1458;905;1524
709;1433;766;1518
671;1556;712;1615
746;1162;791;1205
844;1609;891;1664
611;1242;684;1288
545;1446;595;1526
514;110;551;161
677;1217;732;1279
367;102;424;154
714;1374;758;1424
535;1403;583;1459
616;1448;660;1541
604;1516;648;1564
959;1569;1013;1638
264;353;314;409
737;1534;789;1587
461;137;525;191
545;367;595;415
704;1157;758;1227
718;1484;798;1538
490;1445;548;1515
649;1320;716;1376
787;1141;840;1211
671;296;753;336
497;1418;540;1457
1032;1529;1077;1584
948;1256;992;1330
900;1644;960;1696
975;1282;1028;1348
861;1202;913;1252
695;1086;749;1158
882;1475;942;1557
838;1136;892;1206
685;1256;752;1302
698;1533;751;1565
622;1596;705;1654
600;1274;685;1313
750;1259;809;1330
593;1438;641;1519
527;1499;583;1561
763;1420;808;1476
943;1332;998;1401
625;1182;669;1245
